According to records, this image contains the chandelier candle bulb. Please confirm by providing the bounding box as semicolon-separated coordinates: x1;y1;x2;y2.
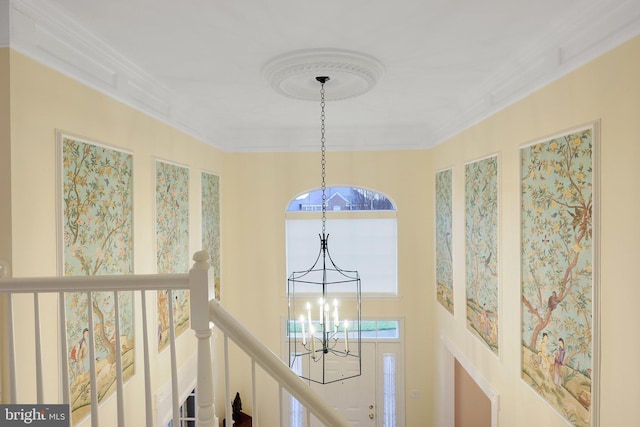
310;325;317;358
325;303;330;330
300;315;306;345
344;320;349;353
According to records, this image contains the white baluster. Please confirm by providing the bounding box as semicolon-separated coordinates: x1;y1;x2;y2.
252;360;258;427
59;292;70;408
87;291;99;427
33;293;43;403
190;250;217;427
278;384;283;427
169;289;179;427
113;291;125;427
7;293;16;403
140;290;154;427
224;335;231;427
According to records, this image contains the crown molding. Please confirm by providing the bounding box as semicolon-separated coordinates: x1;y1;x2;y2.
8;0;224;150
428;0;640;148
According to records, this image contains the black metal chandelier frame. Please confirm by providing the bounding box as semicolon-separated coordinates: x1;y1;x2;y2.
287;76;362;385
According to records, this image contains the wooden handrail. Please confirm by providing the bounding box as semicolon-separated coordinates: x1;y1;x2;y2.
0;273;190;293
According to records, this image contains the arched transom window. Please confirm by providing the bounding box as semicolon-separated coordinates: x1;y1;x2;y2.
286;186;397;295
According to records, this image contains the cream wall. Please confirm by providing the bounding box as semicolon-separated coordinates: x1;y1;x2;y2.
0;48;12;403
430;35;640;426
0;48;10;267
6;50;224;426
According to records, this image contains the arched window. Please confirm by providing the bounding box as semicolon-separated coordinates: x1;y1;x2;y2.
285;186;397;295
286;187;395;212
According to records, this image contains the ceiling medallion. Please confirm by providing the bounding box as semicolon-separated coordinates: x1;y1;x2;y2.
262;48;384;101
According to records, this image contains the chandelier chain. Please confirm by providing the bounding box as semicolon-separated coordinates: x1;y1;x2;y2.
320;80;327;235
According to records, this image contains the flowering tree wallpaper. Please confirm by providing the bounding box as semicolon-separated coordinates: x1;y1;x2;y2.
435;168;453;314
465;156;499;354
156;160;190;352
61;134;135;425
520;126;595;427
201;172;221;300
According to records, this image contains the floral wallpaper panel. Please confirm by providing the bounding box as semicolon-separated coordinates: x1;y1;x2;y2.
201;172;221;300
520;126;595;427
435;168;453;314
156;160;190;352
464;155;499;355
61;134;134;425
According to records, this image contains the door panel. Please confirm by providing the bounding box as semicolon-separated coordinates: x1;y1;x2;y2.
285;339;403;427
310;342;377;426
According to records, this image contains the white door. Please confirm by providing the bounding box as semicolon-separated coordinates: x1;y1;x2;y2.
286;339;404;427
309;342;377;426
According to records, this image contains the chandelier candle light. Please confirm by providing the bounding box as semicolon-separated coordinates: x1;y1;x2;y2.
287;76;362;385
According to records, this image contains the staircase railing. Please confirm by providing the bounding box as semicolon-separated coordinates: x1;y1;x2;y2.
209;298;351;427
0;267;194;426
0;251;349;427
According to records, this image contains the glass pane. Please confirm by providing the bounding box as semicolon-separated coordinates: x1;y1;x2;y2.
290;355;303;427
359;320;399;339
287;187;395;212
289;320;399;339
383;353;397;427
376;321;399;339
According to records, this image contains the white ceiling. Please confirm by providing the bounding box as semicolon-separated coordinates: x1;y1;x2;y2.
7;0;640;152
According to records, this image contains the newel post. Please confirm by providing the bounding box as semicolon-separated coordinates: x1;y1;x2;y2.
190;250;218;427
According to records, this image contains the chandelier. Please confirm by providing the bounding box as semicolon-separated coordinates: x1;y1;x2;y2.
287;76;362;385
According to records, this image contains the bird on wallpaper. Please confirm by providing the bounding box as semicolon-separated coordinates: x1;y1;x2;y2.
548;291;560;311
569;206;589;231
483;251;492;266
482;251;497;277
